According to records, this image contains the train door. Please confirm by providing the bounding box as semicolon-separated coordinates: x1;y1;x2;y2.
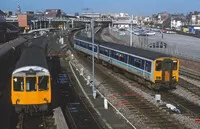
162;59;173;82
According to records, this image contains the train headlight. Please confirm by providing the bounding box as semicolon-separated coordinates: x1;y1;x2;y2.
172;76;176;80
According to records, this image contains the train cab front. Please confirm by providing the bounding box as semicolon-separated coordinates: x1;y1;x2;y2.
11;71;51;114
153;57;179;89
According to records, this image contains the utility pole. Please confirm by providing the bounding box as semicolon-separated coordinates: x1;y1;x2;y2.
82;8;96;99
162;22;164;39
91;17;96;99
130;15;133;47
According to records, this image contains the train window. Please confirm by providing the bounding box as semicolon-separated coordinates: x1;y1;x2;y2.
145;62;151;72
134;58;142;68
99;47;104;54
38;76;48;91
119;53;127;63
84;43;88;49
26;77;36;92
129;56;134;65
119;54;124;62
172;61;177;70
113;52;119;60
88;44;92;50
76;40;80;45
89;45;97;52
13;77;24;91
104;49;109;56
94;46;97;52
80;42;87;48
111;50;115;58
156;60;162;71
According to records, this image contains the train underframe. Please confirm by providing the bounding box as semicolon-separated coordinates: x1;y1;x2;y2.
14;104;49;114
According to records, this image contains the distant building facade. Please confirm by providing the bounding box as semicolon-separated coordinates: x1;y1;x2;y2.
170;13;186;29
81;13;101;18
3;11;13;17
44;9;61;19
171;19;183;29
18;14;34;28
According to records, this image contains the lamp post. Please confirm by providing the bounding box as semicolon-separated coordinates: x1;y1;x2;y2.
82;8;96;99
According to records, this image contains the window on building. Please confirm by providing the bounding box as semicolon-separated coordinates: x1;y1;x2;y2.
13;77;24;91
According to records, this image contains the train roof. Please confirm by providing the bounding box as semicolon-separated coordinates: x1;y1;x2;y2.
14;37;48;71
76;33;170;60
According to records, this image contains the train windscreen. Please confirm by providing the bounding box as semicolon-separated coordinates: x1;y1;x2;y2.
13;77;24;91
26;77;36;92
38;76;48;91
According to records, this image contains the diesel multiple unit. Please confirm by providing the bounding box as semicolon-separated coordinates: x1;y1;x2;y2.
74;34;179;89
11;37;51;113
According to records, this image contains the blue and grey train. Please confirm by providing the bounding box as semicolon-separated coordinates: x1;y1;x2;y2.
73;34;179;89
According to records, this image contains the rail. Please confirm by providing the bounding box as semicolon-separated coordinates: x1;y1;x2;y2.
95;27;102;34
180;66;200;81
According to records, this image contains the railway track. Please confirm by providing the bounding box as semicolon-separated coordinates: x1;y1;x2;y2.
178;79;200;97
96;28;200;118
179;66;200;99
108;65;200;118
16;112;56;129
69;28;200;128
61;59;104;129
160;91;200;118
71;52;184;128
180;66;200;81
68;28;188;128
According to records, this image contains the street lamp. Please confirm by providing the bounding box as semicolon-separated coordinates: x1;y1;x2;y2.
82;8;96;99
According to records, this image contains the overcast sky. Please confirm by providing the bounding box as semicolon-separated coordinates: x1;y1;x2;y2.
1;0;200;16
